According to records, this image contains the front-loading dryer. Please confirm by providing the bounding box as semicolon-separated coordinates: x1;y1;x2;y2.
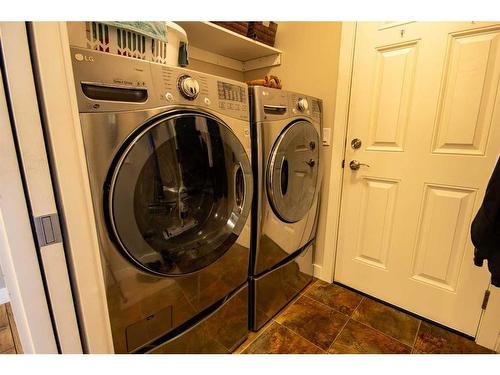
70;47;252;353
249;86;323;331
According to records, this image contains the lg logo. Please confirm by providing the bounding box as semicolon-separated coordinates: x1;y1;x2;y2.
74;53;95;62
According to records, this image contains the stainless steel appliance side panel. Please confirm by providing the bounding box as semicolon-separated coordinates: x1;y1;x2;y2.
250;244;314;331
148;283;248;354
79;109;252;353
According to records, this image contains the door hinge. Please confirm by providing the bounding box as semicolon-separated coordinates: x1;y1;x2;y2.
342;159;345;168
481;290;491;310
34;213;63;247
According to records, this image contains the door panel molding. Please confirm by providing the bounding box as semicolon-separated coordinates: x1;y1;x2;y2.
410;184;477;292
367;40;419;152
354;177;399;270
432;26;500;156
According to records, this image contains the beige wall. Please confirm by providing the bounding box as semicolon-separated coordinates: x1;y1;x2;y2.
244;22;343;276
188;58;245;82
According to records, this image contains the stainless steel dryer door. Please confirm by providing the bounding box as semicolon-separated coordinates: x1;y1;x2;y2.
107;111;252;276
267;120;320;223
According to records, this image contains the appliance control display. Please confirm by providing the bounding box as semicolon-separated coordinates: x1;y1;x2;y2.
311;99;321;113
218;81;246;103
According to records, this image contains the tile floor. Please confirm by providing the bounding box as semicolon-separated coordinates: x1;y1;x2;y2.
235;280;494;354
0;282;494;355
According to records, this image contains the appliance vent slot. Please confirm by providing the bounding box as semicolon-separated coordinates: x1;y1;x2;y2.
86;22;110;52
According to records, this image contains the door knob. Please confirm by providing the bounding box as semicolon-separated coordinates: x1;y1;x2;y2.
349;160;370;171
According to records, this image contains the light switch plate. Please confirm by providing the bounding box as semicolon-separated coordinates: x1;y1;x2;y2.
322;127;331;146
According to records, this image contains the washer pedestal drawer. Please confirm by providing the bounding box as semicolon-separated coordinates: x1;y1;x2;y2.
250;244;314;331
147;284;248;354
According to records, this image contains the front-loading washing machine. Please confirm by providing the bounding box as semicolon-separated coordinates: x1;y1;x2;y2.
249;86;323;331
70;47;252;353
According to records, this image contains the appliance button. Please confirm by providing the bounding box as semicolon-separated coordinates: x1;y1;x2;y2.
204;97;211;105
227;103;233;110
219;102;225;109
165;92;174;102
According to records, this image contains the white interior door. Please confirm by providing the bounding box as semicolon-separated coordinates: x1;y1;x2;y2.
335;22;500;336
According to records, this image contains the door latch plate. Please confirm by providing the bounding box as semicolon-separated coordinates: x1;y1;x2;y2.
34;213;62;247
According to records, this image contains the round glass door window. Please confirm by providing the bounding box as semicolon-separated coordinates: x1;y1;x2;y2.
107;112;252;276
267;120;320;223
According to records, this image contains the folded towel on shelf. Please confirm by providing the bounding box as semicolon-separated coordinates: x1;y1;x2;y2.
246;75;282;89
103;21;168;42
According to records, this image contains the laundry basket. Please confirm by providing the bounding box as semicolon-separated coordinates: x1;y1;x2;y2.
247;22;277;47
211;22;250;37
66;21;188;66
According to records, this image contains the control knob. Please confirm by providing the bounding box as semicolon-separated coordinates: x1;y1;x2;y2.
178;75;200;100
297;98;309;112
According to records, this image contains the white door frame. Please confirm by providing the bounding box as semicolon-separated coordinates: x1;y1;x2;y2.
320;22;357;282
0;22;82;354
0;27;58;353
0;21;113;354
324;21;499;351
476;284;500;351
29;21;114;353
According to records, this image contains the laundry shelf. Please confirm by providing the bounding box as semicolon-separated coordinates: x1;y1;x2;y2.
176;21;282;72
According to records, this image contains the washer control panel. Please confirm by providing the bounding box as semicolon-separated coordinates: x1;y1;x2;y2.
153;64;248;120
70;46;249;121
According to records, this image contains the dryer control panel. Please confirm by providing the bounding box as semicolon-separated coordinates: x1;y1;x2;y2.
70;47;249;121
290;93;322;123
250;86;322;125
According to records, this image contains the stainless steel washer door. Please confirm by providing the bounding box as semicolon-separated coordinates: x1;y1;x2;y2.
107;111;252;277
267;120;320;223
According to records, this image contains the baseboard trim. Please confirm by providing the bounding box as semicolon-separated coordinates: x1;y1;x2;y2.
313;263;331;282
0;287;9;304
